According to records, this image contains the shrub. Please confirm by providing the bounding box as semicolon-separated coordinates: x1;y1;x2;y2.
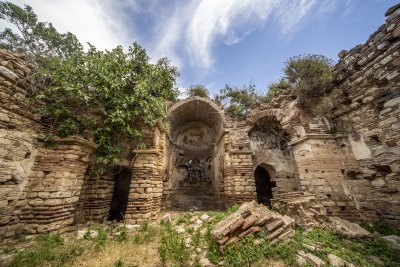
187;85;209;98
215;82;262;118
1;3;179;176
265;79;290;102
283;54;334;106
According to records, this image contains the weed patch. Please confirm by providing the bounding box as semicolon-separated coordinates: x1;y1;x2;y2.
10;234;84;267
158;223;190;267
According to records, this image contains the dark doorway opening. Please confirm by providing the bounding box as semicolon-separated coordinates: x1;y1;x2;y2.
108;167;132;221
254;165;275;207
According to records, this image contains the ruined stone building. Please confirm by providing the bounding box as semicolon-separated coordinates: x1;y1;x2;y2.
0;4;399;241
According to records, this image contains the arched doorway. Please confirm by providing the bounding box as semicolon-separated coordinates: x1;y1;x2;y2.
254;165;276;207
108;167;132;221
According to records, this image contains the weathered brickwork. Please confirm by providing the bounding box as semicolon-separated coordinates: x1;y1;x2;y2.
125;126;165;223
330;4;400;225
0;50;96;240
0;50;41;241
290;136;360;220
19;137;96;234
76;170;115;222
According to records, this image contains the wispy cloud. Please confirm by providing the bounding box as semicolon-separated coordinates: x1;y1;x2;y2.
6;0;133;50
4;0;343;72
151;0;331;72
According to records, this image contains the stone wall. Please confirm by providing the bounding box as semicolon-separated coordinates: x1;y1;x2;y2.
0;50;41;241
0;50;97;240
330;4;400;225
76;167;115;223
19;137;96;234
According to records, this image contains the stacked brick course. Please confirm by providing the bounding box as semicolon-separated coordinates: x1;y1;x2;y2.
19;137;97;234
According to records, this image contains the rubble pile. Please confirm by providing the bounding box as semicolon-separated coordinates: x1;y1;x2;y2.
271;191;328;229
211;201;295;246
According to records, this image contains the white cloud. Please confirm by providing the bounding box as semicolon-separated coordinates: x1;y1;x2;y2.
5;0;132;50
185;0;276;71
151;0;326;72
275;0;317;33
2;0;341;73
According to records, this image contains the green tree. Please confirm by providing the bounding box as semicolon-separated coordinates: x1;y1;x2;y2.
186;85;209;98
1;2;179;175
0;1;82;65
215;82;262;118
265;79;290;102
283;54;333;106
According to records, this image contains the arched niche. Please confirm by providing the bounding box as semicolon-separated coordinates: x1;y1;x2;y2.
164;97;225;210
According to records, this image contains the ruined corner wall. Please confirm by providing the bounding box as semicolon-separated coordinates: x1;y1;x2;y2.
330;4;400;225
0;50;96;240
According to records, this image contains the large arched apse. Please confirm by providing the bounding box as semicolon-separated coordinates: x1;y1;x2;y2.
163;97;224;210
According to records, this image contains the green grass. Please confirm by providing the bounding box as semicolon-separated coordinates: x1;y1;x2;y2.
158;223;190;267
131;222;158;244
360;220;400;236
4;214;399;267
10;234;84;267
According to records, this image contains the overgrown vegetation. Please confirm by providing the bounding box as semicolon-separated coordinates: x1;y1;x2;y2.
213;54;334;119
158;223;190;267
2;215;399;267
0;2;82;65
10;234;84;267
156;210;399;267
215;82;264;118
283;54;334;115
186;85;210;98
360;220;400;236
265;79;290;102
0;2;179;175
283;54;334;104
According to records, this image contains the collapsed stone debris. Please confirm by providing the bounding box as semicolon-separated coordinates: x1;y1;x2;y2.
272;191;328;229
211;201;295;246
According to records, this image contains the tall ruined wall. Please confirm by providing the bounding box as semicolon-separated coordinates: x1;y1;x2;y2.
0;50;96;240
330;4;400;225
0;50;41;241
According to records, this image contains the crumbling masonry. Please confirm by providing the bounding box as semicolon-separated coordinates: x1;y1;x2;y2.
0;4;399;241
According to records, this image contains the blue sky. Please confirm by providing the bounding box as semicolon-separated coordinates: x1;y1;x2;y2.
3;0;398;95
